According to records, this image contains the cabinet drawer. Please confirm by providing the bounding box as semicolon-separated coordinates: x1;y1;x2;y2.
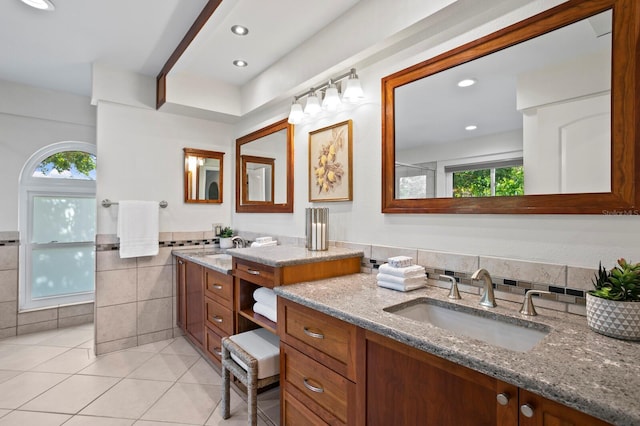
204;268;233;307
205;326;223;365
281;299;357;379
205;297;234;335
234;258;275;287
283;390;330;426
283;344;351;424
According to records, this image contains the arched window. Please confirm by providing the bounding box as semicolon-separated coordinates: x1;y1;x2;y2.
19;142;96;310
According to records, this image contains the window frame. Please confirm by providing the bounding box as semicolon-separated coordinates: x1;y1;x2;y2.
19;141;96;311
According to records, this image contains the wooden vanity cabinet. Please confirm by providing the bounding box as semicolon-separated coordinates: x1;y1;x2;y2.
175;255;234;366
184;259;204;349
279;298;364;426
233;255;361;334
277;298;613;426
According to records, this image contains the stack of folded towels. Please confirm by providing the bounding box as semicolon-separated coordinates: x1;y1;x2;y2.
250;236;278;248
253;287;277;322
377;256;426;292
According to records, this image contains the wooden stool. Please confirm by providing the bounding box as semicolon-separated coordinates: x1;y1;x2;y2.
221;328;280;425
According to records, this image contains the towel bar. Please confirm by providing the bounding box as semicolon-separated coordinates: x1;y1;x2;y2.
101;199;168;208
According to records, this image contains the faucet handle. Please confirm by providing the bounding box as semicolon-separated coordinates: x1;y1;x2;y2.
440;275;461;300
519;290;551;316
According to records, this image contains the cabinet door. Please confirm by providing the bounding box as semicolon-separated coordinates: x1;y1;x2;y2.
185;260;204;348
176;258;186;330
519;389;611;426
365;331;517;426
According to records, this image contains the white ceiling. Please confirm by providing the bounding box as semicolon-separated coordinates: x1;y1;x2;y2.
0;0;359;97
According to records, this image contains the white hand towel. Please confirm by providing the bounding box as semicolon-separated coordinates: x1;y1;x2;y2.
250;240;278;248
377;280;425;292
117;200;159;259
379;263;426;278
376;272;425;286
387;256;414;268
253;287;277;309
253;302;277;323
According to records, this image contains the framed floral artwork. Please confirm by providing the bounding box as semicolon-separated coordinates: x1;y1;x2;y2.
309;119;353;202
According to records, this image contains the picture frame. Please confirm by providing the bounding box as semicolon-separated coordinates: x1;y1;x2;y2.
309;119;353;202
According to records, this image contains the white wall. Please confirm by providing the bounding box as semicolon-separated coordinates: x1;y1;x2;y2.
0;80;96;231
95;100;234;234
231;0;640;269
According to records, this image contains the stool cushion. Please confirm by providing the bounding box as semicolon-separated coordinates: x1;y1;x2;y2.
229;328;280;379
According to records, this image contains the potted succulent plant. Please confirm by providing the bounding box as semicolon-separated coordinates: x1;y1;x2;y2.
219;227;234;249
586;258;640;340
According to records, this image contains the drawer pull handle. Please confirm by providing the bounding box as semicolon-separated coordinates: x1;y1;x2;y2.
303;378;324;394
247;269;261;275
212;316;223;323
214;347;222;356
212;284;223;290
520;404;535;418
496;393;510;406
303;327;324;339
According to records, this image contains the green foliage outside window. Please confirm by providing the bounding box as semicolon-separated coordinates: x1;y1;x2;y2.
453;166;523;197
37;151;96;178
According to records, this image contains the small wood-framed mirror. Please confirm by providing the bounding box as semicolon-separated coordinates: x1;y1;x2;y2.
241;155;275;205
236;118;294;213
183;148;224;203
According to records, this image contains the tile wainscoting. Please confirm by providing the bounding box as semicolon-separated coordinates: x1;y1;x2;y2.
0;232;94;338
95;231;219;355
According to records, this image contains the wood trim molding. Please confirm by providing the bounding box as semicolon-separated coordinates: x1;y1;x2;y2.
155;0;223;109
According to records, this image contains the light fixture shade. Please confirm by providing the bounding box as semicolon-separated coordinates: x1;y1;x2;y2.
20;0;55;10
304;92;322;116
288;102;304;124
322;84;341;111
342;76;364;102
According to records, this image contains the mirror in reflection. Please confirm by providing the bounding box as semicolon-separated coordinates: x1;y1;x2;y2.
236;118;294;213
394;10;611;200
241;155;274;204
183;148;224;204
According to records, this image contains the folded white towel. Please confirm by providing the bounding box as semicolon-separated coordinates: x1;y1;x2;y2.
117;200;159;259
250;240;278;248
255;236;273;243
379;263;425;278
253;287;277;309
377;280;425;292
376;273;425;286
253;302;277;323
388;256;414;268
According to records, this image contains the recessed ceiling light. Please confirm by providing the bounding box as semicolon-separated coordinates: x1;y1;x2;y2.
19;0;55;10
233;60;248;68
465;125;478;131
231;25;249;36
457;78;476;88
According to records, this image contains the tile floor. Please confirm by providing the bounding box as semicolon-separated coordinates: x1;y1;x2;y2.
0;324;280;425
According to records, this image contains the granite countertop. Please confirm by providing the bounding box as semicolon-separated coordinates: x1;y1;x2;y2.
173;249;232;274
274;273;640;425
226;245;363;267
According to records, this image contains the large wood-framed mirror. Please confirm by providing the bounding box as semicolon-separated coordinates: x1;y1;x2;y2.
235;118;294;213
183;148;224;204
382;0;640;214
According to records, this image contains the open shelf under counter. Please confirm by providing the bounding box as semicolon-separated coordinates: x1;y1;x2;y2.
238;308;277;334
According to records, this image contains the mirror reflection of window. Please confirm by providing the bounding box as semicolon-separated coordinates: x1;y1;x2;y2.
393;10;611;199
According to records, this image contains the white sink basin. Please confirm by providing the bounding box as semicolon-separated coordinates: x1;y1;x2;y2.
384;298;550;353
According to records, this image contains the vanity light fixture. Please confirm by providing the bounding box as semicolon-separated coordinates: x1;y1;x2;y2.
457;78;476;87
231;25;249;36
19;0;55;10
233;59;248;67
465;125;478;131
304;90;322;116
287;68;363;124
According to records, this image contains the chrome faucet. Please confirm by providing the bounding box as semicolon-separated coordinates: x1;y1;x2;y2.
231;236;246;248
471;268;497;308
440;274;461;300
